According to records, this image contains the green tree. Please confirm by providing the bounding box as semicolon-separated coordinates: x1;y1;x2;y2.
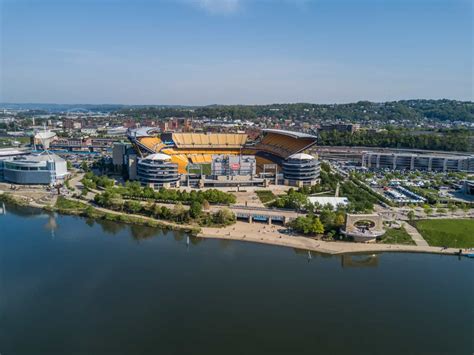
423;204;433;216
334;213;345;227
213;208;235;225
80;161;89;171
189;201;203;219
125;200;142;214
311;218;325;234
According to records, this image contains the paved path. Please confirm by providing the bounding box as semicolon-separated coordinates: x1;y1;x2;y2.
403;222;429;246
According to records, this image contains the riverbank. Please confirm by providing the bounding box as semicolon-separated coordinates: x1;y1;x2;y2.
0;189;466;257
0;192;201;236
199;221;462;256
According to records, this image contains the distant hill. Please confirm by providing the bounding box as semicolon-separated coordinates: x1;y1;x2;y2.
1;99;473;122
117;99;474;123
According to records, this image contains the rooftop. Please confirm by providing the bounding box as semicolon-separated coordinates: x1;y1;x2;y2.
262;129;317;139
288;153;315;160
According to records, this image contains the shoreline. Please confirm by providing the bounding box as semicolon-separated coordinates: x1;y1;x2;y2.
0;192;467;257
0;193;201;236
199;221;463;256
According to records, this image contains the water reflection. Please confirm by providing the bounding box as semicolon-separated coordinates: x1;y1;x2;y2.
341;254;379;268
3;202;45;218
1;203;382;267
130;224;159;241
44;214;58;238
293;248;381;268
173;230;185;242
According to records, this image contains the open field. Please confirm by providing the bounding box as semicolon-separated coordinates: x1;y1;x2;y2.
0;136;30;146
414;219;474;248
379;227;415;245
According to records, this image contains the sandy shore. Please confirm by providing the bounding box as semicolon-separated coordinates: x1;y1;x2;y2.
200;221;461;256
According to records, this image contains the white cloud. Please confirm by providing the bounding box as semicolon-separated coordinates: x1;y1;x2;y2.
197;0;240;14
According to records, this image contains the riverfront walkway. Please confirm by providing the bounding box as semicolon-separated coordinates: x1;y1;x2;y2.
403;223;429;247
200;221;460;256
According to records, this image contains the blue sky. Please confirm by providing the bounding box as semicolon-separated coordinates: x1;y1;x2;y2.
1;0;472;105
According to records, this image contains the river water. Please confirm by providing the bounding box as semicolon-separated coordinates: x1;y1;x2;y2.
1;204;472;355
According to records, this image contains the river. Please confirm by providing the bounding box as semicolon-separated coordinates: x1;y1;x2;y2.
1;204;472;355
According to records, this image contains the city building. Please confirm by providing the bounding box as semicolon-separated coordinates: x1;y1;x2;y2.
137;153;180;188
282;153;320;186
462;180;474;196
362;152;474;173
319;123;360;134
1;152;68;185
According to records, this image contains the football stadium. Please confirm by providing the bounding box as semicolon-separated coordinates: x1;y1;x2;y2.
127;127;319;187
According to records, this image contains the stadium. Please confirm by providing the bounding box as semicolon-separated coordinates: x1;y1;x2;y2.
127;127;319;186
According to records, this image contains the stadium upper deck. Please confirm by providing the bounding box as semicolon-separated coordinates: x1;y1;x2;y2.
127;128;317;174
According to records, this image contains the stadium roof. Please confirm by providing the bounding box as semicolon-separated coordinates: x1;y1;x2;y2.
289;153;315;160
127;126;161;138
0;148;30;158
262;129;317;139
144;153;171;161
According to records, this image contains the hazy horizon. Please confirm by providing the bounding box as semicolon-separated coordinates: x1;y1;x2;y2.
1;97;472;108
1;0;472;105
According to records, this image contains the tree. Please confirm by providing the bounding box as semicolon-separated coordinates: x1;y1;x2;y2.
407;210;415;221
80;161;89;172
125;200;142;214
311;218;325;234
172;203;186;222
189;201;203;219
423;204;433;216
213;208;235;225
334;213;345;227
448;203;458;213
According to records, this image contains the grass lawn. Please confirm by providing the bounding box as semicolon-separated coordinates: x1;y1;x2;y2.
255;190;276;204
379;227;415;245
55;196;88;211
188;163;211;175
414;219;474;248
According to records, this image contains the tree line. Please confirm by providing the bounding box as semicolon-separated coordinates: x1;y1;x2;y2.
318;128;473;152
117;99;473;123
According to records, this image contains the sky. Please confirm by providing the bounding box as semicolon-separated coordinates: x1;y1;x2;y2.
0;0;472;105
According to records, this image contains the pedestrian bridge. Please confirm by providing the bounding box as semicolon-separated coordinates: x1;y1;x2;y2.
230;205;302;225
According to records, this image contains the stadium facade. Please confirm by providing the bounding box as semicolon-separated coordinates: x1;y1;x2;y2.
126;128;320;187
282;153;320;187
137;153;180;188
